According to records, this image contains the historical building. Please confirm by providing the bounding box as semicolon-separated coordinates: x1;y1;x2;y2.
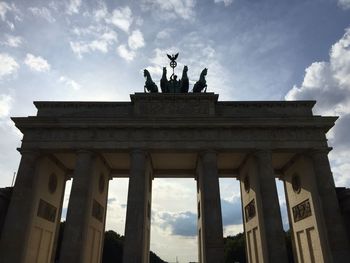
0;92;349;263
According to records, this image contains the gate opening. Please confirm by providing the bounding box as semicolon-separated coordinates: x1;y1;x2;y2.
150;178;198;263
105;178;129;235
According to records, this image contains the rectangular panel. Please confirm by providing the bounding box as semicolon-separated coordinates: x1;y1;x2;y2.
297;229;314;263
306;227;324;263
37;199;57;223
305;227;316;263
92;199;104;223
296;230;305;263
90;229;101;263
245;199;256;222
292;199;312;222
37;230;53;263
252;227;259;263
247;230;253;263
86;226;94;263
26;226;42;263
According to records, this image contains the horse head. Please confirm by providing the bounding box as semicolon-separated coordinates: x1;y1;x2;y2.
144;69;150;78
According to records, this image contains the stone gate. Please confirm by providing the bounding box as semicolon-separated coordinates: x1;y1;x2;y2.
0;93;349;263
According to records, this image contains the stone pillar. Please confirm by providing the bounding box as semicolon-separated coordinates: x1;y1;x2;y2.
0;151;39;262
123;150;153;263
282;154;331;263
311;150;350;261
0;152;67;263
59;151;110;263
196;151;224;263
239;150;288;263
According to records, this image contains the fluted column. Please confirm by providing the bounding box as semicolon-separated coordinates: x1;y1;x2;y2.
59;150;110;263
239;150;288;263
0;151;39;263
197;151;224;263
311;149;350;260
254;150;288;262
123;150;153;263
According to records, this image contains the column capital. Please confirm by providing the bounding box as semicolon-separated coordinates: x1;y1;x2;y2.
130;148;147;155
252;149;273;162
76;149;95;155
130;149;152;160
18;148;40;157
252;148;272;156
198;150;217;161
306;147;332;157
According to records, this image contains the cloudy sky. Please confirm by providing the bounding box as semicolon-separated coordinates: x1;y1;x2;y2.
1;0;350;262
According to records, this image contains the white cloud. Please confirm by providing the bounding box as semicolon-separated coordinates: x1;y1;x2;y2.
28;6;56;23
0;2;22;29
1;34;23;47
0;53;19;80
0;1;11;21
128;30;145;50
70;29;118;58
107;6;133;33
214;0;233;6
338;0;350;10
117;44;136;62
147;33;230;96
0;94;12;119
156;29;173;40
24;54;51;72
93;1;108;21
66;0;82;15
59;76;81;90
141;0;196;20
285;27;350;187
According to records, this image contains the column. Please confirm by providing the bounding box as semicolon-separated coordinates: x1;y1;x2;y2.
311;150;350;260
196;151;224;263
59;151;110;263
0;152;67;263
123;150;153;263
239;150;288;263
255;150;288;262
282;154;331;263
0;151;39;262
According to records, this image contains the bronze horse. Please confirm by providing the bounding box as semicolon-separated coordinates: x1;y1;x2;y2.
144;69;158;93
180;66;189;93
193;68;207;93
160;67;168;93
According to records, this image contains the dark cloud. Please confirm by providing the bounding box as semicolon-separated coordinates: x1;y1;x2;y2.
159;211;197;237
221;197;242;226
155;197;243;237
107;197;116;204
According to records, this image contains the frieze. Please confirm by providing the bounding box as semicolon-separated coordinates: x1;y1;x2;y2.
24;127;325;144
135;99;211;116
34;102;131;117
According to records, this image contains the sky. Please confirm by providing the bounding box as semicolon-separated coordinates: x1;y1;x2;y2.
1;0;350;262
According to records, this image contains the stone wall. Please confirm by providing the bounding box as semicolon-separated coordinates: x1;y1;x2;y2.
0;187;12;238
